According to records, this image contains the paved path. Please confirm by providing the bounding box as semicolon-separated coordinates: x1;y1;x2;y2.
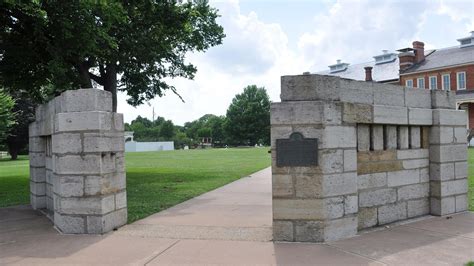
1;167;473;265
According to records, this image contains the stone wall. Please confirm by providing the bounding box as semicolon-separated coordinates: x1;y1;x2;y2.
271;74;468;242
29;89;127;234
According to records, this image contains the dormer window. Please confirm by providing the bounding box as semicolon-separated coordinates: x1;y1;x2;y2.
457;31;474;48
373;50;397;64
328;59;349;73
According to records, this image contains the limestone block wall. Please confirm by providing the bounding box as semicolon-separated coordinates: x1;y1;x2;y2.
271;74;468;242
29;89;127;234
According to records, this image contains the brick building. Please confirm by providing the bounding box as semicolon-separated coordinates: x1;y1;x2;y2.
317;32;474;133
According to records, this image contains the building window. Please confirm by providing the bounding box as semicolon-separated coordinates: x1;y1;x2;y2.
457;72;466;90
405;79;413;87
429;76;437;90
442;74;450;90
417;77;425;89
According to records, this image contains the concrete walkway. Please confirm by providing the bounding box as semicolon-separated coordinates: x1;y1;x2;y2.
1;167;473;265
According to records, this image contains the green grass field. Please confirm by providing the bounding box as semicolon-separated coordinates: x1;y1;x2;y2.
0;148;271;223
1;148;473;223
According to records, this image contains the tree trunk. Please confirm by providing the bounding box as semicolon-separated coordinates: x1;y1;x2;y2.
7;144;18;160
103;64;118;112
78;62;93;88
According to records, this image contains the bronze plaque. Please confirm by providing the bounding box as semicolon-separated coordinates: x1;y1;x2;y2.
276;132;318;167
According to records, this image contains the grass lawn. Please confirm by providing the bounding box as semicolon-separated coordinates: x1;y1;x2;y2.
0;148;270;223
1;148;473;223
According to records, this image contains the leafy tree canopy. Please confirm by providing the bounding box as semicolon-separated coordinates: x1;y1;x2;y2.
0;0;225;111
0;89;15;143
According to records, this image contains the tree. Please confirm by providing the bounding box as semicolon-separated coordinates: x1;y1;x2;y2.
5;96;36;160
159;120;175;140
0;1;225;111
224;85;270;146
0;89;15;143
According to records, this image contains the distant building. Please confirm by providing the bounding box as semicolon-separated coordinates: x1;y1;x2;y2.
124;131;174;152
316;32;474;131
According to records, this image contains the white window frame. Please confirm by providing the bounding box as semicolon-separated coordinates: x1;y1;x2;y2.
442;74;450;90
417;77;425;89
429;76;437;90
405;79;413;87
457;72;466;90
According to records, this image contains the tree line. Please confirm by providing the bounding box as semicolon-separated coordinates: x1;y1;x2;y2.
126;85;270;149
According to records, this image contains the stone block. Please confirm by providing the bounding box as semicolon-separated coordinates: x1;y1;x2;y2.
86;208;127;234
407;198;430;218
54;155;102;175
421;127;430;148
343;149;357;172
321;126;356;149
30;181;46;196
429;127;453;144
358;160;403;175
30;167;46;183
373;83;405;106
344;195;358;214
358;207;377;229
431;90;456;109
430;197;455;216
325;197;344;219
454;161;468;179
84;172;126;196
280;74;342;102
55;111;112;133
83;133;125;153
324;216;357;241
29;137;45;152
402;159;429;169
398;126;409;149
115;191;127;209
29;152;45;167
408;108;432;125
359;188;396;208
397;149;429;160
409;126;421;149
432;110;467;126
455;194;468;212
53;176;84;197
57;195;115;215
371;125;384;151
342;102;372;123
339;79;374;105
29;122;41;137
384;125;397;150
453;127;467;144
430;179;468;197
52;133;82;154
405;87;431;108
113;113;125;131
270;101;325;125
270;126;292;148
273;221;294;241
273;199;325;220
373;105;408;124
294;174;323;198
387;169;419;187
294;221;324;242
272;174;294;197
429;144;467;163
58;89;113;113
430;163;455;181
54;213;86;234
357;172;387;190
31;194;46;209
322;172;357;197
357;150;396;162
397;183;429;201
378;202;407;225
357;124;370;151
318;149;344;174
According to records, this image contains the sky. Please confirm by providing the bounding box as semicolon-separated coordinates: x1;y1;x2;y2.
117;0;474;126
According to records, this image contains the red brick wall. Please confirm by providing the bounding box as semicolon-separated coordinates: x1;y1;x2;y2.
400;64;474;91
469;103;474;129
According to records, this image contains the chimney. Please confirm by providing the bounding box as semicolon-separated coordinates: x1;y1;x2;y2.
397;47;415;71
412;41;425;63
364;66;373;82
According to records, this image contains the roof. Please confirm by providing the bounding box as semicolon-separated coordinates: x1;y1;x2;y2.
315;58;400;82
402;45;474;74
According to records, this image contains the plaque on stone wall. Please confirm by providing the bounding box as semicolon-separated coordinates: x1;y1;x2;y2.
276;132;318;167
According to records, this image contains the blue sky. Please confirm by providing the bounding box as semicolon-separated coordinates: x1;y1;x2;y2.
118;0;474;125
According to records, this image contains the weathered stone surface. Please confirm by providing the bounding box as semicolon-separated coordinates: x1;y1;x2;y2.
322;172;357;197
325;197;344;219
455;194;468;212
358;161;403;175
384;125;397;149
421;127;430;148
86;208;127;234
431;90;456;109
295;221;323;242
398;126;409;149
357;172;387;190
322;126;357;149
318;149;344;174
405;87;431;108
402;159;429;169
432;110;467;126
58;195;115;215
358;150;396;162
358;207;377;229
54;213;86;234
272;174;294;197
323;216;357;241
430;144;467;163
357;124;370;151
344;195;358;214
270;101;324;125
407;198;430;218
420;167;429;183
273;199;325;220
58;89;113;113
409;126;421;149
343;149;357;172
30;167;46;183
29;152;45;167
371;125;384;151
408;108;433;125
397;183;429;201
281;74;342;102
273;221;293;241
378;202;407;225
84;172;126;196
30;181;46;196
270;126;292;148
115;191;127;210
387;169;419;187
453;127;467;144
430;163;455;181
454;161;468;179
342;102;372;123
55;111;112;132
294;174;322;198
83;133;125;153
339;79;374;105
373;83;405;106
52;133;82;154
430;197;455;216
430;179;468;197
30;194;46;209
359;188;396;207
53;176;84;197
373;105;408;124
430;127;454;144
397;149;429;160
54;155;102;175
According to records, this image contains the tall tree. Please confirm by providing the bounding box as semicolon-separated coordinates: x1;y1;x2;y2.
0;89;15;143
224;85;270;146
5;96;36;160
0;1;225;111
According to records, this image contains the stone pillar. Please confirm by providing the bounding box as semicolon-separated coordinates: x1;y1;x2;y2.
29;89;127;234
429;90;468;215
